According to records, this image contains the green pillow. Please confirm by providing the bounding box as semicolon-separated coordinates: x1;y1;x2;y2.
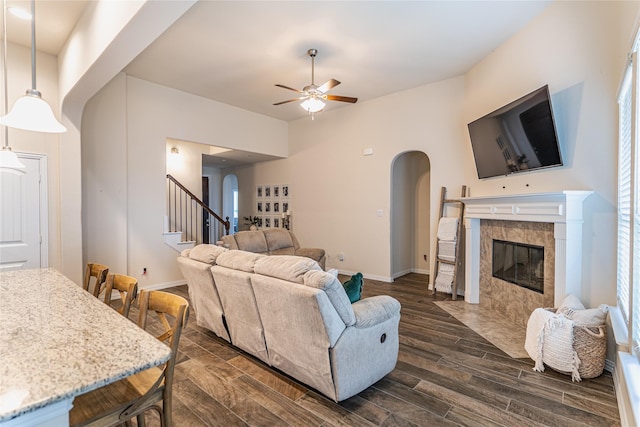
343;273;363;303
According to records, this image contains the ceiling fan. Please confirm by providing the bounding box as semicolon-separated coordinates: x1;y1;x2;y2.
274;48;357;118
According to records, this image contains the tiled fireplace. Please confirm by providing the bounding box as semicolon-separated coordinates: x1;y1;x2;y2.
461;191;592;326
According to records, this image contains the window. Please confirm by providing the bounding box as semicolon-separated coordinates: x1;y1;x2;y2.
618;43;640;357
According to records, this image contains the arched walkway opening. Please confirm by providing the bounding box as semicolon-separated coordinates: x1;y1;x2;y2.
390;151;431;282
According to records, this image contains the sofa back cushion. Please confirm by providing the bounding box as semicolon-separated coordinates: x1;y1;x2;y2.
234;231;269;254
187;244;228;265
211;261;269;364
216;250;265;273
177;253;230;342
250;274;345;400
263;229;295;252
254;255;321;283
220;235;238;250
304;270;356;327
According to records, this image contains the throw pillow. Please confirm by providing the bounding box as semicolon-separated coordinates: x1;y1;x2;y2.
557;294;585;315
564;305;609;327
343;272;363;303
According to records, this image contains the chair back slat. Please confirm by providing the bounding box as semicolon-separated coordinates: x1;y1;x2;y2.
103;273;138;318
83;263;109;298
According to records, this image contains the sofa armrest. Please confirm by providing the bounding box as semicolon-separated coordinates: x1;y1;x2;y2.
352;295;401;328
295;247;326;266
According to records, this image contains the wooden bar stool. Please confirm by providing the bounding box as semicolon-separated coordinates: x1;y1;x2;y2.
70;290;189;427
103;273;138;318
83;263;109;298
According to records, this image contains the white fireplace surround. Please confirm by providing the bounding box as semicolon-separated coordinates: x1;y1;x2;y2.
461;191;592;307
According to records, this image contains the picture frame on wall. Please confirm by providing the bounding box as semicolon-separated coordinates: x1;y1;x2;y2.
265;186;271;198
282;185;289;198
274;217;280;228
257;202;263;213
274;185;280;198
282;202;289;213
265;202;271;213
265;217;271;228
257;186;263;199
274;202;280;213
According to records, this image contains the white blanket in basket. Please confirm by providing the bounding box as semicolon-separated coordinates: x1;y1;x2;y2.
525;308;582;381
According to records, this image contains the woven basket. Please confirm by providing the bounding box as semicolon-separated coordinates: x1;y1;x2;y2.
542;308;607;380
572;325;607;379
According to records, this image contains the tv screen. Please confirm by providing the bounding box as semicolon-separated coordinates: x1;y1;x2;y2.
467;85;562;179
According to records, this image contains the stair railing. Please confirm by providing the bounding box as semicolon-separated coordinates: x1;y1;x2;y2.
166;174;230;244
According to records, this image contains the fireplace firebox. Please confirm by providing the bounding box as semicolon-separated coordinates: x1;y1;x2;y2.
492;239;544;293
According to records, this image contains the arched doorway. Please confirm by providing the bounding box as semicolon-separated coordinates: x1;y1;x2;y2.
390;151;431;281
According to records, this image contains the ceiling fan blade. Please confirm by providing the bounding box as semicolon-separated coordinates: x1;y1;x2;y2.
317;79;341;93
273;98;305;106
275;84;303;93
325;95;358;104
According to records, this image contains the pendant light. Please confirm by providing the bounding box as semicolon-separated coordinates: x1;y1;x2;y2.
0;0;66;133
0;0;24;170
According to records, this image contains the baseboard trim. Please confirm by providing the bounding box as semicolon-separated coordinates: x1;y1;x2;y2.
338;269;393;283
140;279;187;291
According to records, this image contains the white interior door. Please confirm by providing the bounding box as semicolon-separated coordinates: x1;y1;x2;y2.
0;154;48;270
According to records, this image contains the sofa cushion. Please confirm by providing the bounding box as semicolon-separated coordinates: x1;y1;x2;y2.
342;273;363;303
215;250;264;273
234;231;269;253
303;270;356;326
263;229;295;252
220;234;238;250
188;244;227;265
254;255;321;283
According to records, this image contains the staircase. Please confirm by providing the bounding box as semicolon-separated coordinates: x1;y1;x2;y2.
164;174;230;252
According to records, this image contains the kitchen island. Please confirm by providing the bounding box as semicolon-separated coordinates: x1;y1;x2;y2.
0;268;171;426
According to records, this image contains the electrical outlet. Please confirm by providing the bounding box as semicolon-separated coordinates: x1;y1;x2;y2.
338;252;344;261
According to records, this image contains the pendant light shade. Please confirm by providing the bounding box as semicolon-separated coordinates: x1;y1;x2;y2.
0;146;25;169
0;89;66;133
0;0;66;133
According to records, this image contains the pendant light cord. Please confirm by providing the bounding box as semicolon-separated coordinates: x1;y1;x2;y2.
29;0;35;91
2;0;8;149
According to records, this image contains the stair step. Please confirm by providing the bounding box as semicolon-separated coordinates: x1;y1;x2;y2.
163;231;195;253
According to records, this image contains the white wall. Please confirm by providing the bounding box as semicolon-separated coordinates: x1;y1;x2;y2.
81;75;287;287
232;76;467;280
81;73;128;274
463;1;639;307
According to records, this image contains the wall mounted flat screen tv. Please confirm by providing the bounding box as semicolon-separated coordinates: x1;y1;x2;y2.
467;85;562;179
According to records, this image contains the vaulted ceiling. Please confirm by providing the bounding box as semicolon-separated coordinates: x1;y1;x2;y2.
6;1;552;123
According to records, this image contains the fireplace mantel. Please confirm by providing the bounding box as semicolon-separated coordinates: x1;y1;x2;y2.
462;191;592;307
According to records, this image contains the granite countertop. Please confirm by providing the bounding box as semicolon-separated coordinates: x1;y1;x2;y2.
0;268;172;422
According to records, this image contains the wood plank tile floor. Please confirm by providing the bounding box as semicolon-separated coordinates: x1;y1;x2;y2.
128;273;619;426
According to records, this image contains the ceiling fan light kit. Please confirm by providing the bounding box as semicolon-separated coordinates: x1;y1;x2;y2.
300;97;325;114
274;48;357;120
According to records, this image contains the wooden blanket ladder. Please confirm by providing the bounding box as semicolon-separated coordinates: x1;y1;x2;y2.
432;186;467;300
